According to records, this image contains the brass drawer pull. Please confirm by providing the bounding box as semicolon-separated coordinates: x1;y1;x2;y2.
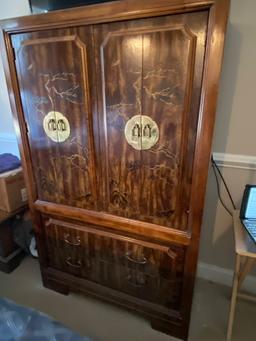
64;233;81;246
65;257;82;268
125;251;147;265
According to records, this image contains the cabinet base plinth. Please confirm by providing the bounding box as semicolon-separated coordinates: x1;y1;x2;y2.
42;275;70;296
151;318;188;341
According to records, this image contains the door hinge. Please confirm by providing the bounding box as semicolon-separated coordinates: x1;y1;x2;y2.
24;120;29;135
12;47;16;61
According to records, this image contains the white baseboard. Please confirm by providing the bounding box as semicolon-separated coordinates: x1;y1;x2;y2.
0;132;19;156
197;261;256;295
212;152;256;170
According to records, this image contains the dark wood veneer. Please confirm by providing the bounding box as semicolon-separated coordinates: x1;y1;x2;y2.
0;1;230;340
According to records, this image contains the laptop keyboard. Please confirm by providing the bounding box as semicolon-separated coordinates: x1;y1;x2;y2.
243;220;256;239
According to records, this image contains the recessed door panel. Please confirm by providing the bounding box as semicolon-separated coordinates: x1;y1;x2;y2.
12;28;98;210
94;11;208;230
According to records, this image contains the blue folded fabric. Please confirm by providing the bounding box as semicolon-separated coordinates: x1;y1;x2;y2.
0;153;21;174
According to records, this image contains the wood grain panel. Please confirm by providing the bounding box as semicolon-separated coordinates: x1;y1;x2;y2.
11;28;98;210
44;218;185;311
94;11;208;230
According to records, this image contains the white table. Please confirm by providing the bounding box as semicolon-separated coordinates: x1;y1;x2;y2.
227;210;256;340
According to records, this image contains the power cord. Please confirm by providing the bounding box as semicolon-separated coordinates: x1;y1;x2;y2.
211;155;236;216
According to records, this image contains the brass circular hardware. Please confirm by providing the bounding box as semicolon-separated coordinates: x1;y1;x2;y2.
124;115;159;150
43;111;70;143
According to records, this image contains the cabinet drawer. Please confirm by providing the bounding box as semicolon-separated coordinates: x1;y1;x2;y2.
44;218;185;310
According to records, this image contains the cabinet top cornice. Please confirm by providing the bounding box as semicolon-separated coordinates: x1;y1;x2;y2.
0;0;229;33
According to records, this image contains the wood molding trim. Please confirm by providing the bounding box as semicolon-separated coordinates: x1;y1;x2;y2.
213;153;256;171
0;0;215;33
34;199;191;245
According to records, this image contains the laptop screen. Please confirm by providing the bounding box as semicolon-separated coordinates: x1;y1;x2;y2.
244;187;256;219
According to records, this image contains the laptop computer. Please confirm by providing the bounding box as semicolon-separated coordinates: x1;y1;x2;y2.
240;185;256;243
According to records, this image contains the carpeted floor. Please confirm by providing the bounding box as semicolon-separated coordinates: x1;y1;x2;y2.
0;257;255;341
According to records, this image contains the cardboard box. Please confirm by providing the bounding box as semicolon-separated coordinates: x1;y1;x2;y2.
0;168;28;212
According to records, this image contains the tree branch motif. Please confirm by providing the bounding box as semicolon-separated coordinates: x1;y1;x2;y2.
143;67;177;81
69;137;89;162
40;72;82;107
143;85;181;106
143;67;182;106
109;179;128;209
38;137;91;200
106;102;133;131
49;137;89;173
125;160;178;186
51;154;89;173
38;167;58;195
149;142;178;164
133;76;142;115
33;96;49;115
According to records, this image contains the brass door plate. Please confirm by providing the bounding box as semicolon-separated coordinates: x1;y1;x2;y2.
43;111;70;143
124;115;159;150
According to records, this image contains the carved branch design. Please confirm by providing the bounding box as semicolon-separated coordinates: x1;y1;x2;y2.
40;72;82;107
143;67;182;107
111;190;128;209
111;59;120;67
126;160;142;172
69;137;89;162
110;179;128;209
107;65;182;132
143;85;181;106
74;193;92;201
125;160;177;187
147;165;178;186
38;167;59;197
149;142;178;164
106;102;132;131
33;96;49;115
37;135;92;202
133;76;142;115
155;209;175;218
107;102;134;111
143;67;177;81
51;154;89;173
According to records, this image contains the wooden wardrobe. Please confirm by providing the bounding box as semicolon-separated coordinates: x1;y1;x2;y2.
0;0;230;339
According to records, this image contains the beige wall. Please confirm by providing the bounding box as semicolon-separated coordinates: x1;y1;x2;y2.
200;167;256;270
213;0;256;155
0;0;30;135
199;0;256;271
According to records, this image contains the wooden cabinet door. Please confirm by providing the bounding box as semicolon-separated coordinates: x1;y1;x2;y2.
11;27;99;210
93;11;208;231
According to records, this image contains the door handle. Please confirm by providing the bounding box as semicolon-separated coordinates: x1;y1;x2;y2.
132;123;141;137
57;119;66;131
125;251;147;265
64;233;81;246
65;257;82;268
125;115;159;150
143;124;152;138
43;111;70;143
48;118;57;131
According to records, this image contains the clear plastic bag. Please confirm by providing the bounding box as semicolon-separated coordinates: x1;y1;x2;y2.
0;298;91;340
